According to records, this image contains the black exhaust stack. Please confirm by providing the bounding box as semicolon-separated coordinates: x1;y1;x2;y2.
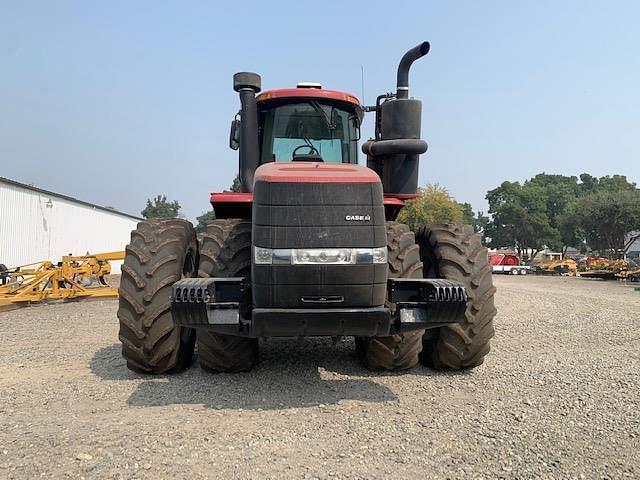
396;41;430;99
363;42;430;195
233;72;262;193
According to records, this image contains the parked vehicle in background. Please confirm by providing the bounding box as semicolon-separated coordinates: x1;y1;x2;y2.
578;257;632;280
533;258;578;276
490;253;530;275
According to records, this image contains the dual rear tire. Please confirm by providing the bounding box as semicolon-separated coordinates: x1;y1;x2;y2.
355;222;423;370
417;224;496;369
197;219;258;373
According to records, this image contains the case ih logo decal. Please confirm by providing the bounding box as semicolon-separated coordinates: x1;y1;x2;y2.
345;215;371;221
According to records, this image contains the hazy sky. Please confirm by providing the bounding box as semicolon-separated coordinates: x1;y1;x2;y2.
1;1;638;220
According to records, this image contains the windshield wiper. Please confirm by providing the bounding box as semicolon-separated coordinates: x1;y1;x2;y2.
309;101;336;132
303;136;315;149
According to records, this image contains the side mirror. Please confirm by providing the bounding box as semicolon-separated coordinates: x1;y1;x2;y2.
229;119;241;150
350;114;361;141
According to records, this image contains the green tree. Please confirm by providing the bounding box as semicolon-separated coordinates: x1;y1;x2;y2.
560;189;640;258
141;195;181;219
473;211;491;244
575;173;636;196
523;173;584;252
195;176;243;232
195;210;216;233
525;174;580;229
557;203;587;255
397;184;465;232
588;174;637;194
578;173;599;194
484;172;638;256
230;174;242;192
485;180;561;257
460;202;475;225
459;201;492;242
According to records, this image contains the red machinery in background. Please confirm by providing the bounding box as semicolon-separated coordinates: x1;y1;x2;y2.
490;253;529;275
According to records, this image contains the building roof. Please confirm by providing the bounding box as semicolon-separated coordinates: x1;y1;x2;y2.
0;176;143;221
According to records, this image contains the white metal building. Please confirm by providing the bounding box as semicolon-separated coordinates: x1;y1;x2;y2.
0;177;141;269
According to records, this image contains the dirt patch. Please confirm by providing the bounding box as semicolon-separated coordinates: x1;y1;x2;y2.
0;276;638;479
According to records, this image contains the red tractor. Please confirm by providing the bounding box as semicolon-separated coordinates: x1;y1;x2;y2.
117;42;496;374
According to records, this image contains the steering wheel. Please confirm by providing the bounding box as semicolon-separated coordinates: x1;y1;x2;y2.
292;145;319;157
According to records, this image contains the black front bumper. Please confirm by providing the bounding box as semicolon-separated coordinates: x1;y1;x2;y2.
171;277;467;337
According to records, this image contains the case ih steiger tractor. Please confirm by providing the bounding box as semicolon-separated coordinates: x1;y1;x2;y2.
117;42;496;374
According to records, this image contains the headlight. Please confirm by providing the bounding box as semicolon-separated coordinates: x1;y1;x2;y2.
253;247;387;265
253;246;273;265
292;248;356;265
371;247;387;264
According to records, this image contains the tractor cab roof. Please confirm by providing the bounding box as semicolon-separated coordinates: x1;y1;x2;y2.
257;87;363;121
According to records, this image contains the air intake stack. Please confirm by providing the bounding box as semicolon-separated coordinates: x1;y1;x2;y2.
362;41;430;195
233;72;262;193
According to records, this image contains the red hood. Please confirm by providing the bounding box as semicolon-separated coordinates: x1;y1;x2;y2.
254;162;381;184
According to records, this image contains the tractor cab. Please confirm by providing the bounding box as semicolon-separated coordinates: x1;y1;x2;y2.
255;85;363;164
230;44;428;197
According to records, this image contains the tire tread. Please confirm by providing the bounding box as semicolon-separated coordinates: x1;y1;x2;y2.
355;221;424;371
197;219;258;373
417;223;496;370
117;218;197;374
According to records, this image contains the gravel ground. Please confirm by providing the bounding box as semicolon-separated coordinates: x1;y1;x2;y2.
0;275;638;479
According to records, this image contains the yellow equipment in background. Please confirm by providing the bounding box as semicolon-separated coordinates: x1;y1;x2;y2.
536;258;578;276
616;268;640;282
577;258;629;280
0;251;124;311
615;259;640;282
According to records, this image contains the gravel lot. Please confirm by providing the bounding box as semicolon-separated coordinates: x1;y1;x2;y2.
1;275;638;479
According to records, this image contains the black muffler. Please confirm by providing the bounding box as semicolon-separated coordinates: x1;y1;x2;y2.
363;42;430;195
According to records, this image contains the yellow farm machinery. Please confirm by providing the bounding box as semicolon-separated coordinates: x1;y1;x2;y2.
534;259;578;276
615;259;640;282
0;251;123;311
577;258;632;280
530;256;639;281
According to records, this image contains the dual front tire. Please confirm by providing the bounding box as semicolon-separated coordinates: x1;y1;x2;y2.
117;219;197;374
355;222;497;371
117;218;257;374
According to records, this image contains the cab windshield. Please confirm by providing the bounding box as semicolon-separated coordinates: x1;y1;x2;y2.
259;101;359;164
